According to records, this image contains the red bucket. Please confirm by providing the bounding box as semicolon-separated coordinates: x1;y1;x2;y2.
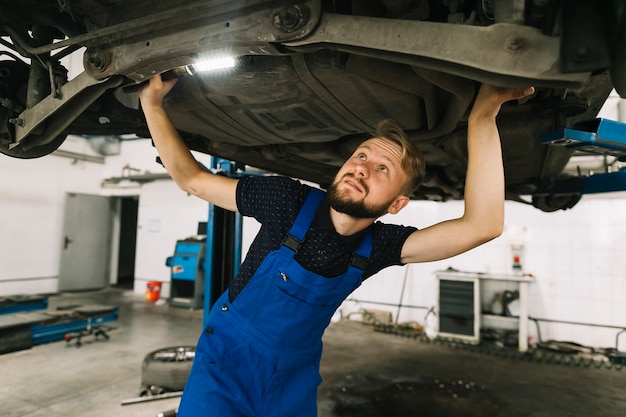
145;281;162;303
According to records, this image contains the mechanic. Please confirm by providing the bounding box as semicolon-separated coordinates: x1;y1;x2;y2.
139;75;534;417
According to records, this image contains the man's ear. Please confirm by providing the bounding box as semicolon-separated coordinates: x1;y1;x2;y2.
387;195;410;215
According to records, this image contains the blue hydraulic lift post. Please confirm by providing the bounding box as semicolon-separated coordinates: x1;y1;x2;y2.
233;210;243;278
203;200;216;327
202;157;244;327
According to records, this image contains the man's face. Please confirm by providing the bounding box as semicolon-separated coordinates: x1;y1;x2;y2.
328;137;409;219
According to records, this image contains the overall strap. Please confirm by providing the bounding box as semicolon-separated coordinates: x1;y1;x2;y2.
282;187;325;253
282;186;374;272
349;228;374;271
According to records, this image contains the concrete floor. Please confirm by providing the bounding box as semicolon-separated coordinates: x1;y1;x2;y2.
1;288;625;417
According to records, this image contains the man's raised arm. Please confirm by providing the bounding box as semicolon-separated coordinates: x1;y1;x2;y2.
139;75;239;211
400;84;535;264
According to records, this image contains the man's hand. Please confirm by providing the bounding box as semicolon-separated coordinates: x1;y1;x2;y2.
138;75;178;109
470;84;535;121
138;73;240;212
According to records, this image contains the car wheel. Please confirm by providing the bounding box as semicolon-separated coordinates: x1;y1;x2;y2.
532;194;582;212
141;346;195;392
0;59;67;158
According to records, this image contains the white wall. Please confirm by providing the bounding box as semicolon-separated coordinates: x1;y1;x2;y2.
0;136;107;294
341;195;626;349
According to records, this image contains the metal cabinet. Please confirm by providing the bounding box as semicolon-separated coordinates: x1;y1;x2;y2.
436;270;534;351
437;274;480;344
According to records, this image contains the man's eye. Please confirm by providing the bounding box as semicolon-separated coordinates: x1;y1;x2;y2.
358;154;366;160
379;166;388;173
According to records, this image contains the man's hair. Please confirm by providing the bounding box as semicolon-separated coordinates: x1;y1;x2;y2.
374;119;426;196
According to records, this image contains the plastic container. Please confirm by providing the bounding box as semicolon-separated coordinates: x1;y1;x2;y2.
145;281;162;303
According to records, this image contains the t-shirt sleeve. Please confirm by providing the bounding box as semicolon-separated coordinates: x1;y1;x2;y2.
236;176;308;224
363;222;418;279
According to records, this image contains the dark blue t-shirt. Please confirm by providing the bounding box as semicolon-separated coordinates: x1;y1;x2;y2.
230;176;417;301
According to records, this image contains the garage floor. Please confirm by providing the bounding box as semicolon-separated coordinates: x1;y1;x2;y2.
2;288;625;417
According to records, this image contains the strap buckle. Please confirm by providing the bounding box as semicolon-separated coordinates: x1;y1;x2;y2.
282;234;302;253
350;254;368;270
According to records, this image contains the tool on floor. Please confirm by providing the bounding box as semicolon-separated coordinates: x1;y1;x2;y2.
64;317;112;347
120;391;183;406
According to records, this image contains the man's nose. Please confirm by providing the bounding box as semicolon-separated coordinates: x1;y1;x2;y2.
355;163;369;177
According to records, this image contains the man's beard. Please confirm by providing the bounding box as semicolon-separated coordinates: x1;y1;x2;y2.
327;176;392;219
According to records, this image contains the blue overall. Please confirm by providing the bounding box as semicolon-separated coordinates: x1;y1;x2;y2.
177;188;373;417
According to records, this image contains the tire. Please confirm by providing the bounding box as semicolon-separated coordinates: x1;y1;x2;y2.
141;346;195;392
532;193;582;212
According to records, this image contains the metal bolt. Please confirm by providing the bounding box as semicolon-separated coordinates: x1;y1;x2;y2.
90;56;104;70
87;51;110;72
505;35;523;51
8;118;24;127
274;5;308;32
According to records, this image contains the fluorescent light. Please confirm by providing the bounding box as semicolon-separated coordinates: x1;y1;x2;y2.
192;56;236;72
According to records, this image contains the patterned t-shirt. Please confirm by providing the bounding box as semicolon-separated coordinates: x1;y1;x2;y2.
229;176;417;301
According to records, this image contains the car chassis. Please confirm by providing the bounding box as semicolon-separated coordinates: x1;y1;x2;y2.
1;0;625;211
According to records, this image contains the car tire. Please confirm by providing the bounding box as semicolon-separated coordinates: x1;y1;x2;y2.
141;346;195;392
532;193;582;212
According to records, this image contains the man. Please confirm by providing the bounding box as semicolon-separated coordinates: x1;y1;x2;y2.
139;76;534;416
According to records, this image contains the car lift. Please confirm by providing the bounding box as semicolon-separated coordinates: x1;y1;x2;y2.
539;118;626;195
201;158;258;326
0;303;118;354
0;295;48;315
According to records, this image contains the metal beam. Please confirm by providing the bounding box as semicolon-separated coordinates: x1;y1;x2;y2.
13;72;123;148
284;14;591;88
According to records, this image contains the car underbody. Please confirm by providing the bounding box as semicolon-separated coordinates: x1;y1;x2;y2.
1;0;625;211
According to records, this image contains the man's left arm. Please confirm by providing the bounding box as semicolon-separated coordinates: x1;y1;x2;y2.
400;84;535;264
